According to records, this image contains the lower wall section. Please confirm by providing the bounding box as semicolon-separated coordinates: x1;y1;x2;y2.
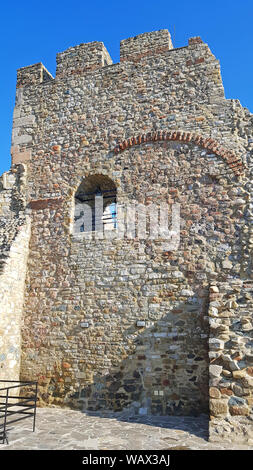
208;280;253;443
0;218;31;381
21;234;209;416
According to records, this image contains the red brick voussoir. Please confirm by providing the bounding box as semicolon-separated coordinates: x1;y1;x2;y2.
29;197;64;210
113;131;244;176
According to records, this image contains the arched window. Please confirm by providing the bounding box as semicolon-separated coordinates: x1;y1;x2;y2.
74;175;117;233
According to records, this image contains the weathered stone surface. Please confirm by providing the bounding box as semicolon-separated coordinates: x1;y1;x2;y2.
209;415;253;444
220;387;233;396
210;399;228;416
233;370;247;379
209;387;221;398
0;29;253;444
230;406;250;416
210;365;223;378
209;339;225;351
228;396;247;406
209;281;253;441
210;286;219;293
11;150;31;165
241;376;253;388
0;167;30;382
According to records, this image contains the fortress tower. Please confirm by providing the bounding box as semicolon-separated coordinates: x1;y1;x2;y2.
0;29;253;443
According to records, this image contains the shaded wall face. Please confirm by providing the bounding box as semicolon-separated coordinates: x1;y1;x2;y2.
0;167;30;382
21;141;239;415
0;223;31;381
68;236;210;416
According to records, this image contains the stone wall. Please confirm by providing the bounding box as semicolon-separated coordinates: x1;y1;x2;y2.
209;280;253;443
0;166;30;380
120;29;173;62
1;29;253;441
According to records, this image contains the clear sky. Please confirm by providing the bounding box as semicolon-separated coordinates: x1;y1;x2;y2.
0;0;252;175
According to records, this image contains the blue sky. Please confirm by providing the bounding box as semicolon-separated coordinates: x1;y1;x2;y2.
0;0;252;175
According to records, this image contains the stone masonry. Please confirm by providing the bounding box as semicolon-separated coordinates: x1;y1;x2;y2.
0;29;253;443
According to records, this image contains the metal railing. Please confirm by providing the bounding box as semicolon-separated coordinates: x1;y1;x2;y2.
0;380;38;444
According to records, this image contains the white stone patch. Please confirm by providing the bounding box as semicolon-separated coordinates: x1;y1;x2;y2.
209;364;223;377
12;134;32;145
13;115;35;127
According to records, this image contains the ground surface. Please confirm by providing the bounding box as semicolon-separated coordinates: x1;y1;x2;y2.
0;408;253;450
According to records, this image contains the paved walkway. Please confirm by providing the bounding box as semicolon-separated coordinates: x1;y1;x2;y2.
0;408;253;450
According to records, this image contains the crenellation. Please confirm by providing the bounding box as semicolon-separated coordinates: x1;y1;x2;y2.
56;41;113;78
188;36;204;46
17;62;54;88
120;29;173;62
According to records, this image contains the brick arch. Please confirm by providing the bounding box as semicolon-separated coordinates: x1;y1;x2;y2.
113;131;244;176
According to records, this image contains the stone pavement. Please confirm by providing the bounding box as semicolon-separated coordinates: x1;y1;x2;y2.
1;408;253;450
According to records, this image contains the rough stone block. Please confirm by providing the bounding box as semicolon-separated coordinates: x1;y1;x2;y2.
210;399;228;416
209;365;223;377
12;150;31;165
209;387;221;398
209;338;225;350
230;405;250;416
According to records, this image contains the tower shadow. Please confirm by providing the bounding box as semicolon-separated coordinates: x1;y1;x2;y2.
67;303;209;441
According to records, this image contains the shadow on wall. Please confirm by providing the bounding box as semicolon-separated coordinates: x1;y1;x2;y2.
61;304;209;439
51;299;210;429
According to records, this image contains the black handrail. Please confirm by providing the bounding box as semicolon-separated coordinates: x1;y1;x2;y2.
0;380;38;444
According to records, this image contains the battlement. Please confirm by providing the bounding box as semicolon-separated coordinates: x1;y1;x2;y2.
14;31;211;88
56;41;113;78
16;29;176;85
120;29;173;62
17;63;54;88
